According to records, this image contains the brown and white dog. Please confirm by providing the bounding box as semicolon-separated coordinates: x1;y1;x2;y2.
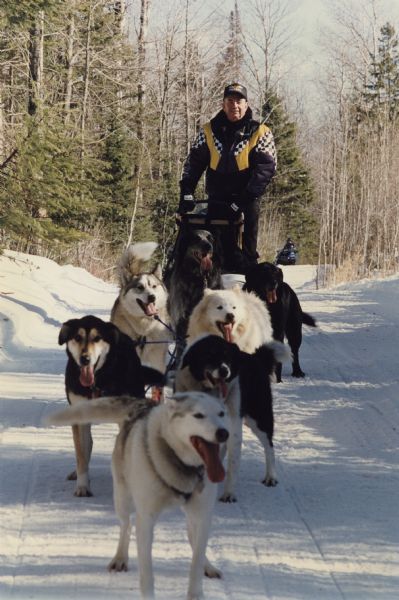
58;315;163;497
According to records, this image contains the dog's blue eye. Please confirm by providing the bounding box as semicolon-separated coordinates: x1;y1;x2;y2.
193;413;204;419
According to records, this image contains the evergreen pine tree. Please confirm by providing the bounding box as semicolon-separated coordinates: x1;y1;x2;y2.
0;110;100;249
262;91;318;262
364;22;399;121
214;1;244;87
97;119;135;247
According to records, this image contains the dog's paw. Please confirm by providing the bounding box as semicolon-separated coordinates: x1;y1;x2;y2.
292;369;305;378
108;556;128;572
262;477;278;487
187;593;204;600
74;486;93;497
66;470;77;481
219;492;237;503
204;564;222;579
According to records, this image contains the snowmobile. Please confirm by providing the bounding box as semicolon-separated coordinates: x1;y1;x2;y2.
275;246;297;265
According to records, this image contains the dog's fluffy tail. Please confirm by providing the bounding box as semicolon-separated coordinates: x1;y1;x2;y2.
302;312;317;327
253;341;292;375
267;340;292;364
117;241;158;286
45;395;148;427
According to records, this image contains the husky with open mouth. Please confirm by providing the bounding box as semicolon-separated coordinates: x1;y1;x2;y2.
47;391;229;600
111;242;172;378
58;315;163;497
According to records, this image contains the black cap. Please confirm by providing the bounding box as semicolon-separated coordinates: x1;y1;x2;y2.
223;83;248;100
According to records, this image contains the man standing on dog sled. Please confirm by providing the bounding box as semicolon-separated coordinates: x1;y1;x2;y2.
179;82;277;267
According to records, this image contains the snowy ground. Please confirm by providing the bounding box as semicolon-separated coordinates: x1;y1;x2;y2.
0;250;398;600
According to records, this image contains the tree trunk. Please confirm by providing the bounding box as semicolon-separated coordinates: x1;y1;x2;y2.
64;12;75;124
137;0;150;141
28;11;44;117
0;83;4;160
183;0;190;154
81;4;93;162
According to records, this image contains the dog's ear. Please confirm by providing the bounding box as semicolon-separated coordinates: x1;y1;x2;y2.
277;266;284;282
58;320;77;345
152;263;163;280
103;321;120;345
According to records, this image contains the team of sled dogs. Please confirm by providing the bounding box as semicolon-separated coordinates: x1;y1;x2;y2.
47;229;316;599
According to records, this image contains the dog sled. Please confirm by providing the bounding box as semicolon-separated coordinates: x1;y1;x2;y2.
164;200;248;281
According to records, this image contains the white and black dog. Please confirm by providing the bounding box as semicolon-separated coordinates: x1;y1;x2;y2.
58;315;163;497
47;391;229;600
174;335;291;502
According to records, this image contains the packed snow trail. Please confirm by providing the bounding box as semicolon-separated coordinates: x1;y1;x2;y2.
1;251;398;599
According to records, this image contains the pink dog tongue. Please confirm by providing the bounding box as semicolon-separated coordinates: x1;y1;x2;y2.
222;323;233;343
219;380;228;398
190;437;225;483
79;365;94;387
267;289;277;303
200;255;212;272
144;302;157;316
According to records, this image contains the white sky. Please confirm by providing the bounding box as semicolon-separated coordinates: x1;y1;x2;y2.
127;0;399;118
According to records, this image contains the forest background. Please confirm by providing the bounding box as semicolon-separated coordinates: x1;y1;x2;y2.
0;0;398;283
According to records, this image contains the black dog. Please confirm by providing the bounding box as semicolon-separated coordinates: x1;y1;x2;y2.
165;228;223;361
174;334;290;502
58;315;163;496
244;262;316;382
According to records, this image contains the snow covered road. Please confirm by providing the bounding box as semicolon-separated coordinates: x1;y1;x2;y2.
1;251;398;599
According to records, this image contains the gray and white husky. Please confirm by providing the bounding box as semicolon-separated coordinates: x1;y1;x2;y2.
111;242;172;378
47;392;229;600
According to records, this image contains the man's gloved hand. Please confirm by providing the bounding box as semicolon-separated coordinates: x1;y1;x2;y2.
178;194;196;214
229;201;241;215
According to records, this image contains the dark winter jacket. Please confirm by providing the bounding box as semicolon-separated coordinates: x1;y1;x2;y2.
180;108;277;206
